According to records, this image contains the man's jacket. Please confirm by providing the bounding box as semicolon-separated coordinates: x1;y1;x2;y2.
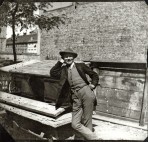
50;61;99;109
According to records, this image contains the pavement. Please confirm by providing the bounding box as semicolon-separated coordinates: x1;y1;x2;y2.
93;119;147;140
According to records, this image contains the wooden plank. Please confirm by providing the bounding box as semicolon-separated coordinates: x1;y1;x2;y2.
9;60;83;77
11;115;74;140
96;99;142;111
90;61;146;69
96;69;145;78
96;105;141;120
93;114;147;130
0;91;65;117
0;103;72;128
93;111;139;123
139;69;148;126
96;87;143;111
99;76;145;92
12;121;47;140
145;111;148;123
10;60;57;77
0;60;40;72
96;87;143;103
4;60;84;78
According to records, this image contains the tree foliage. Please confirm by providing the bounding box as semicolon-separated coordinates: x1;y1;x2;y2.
0;0;65;62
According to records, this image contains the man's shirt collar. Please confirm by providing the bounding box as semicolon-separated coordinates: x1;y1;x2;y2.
69;62;75;69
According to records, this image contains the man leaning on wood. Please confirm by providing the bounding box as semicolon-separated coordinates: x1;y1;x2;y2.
50;48;99;140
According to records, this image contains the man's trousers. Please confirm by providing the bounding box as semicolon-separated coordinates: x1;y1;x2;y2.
71;85;97;140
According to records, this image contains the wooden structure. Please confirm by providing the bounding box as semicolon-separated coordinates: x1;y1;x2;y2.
90;61;148;126
0;59;147;140
0;60;74;140
0;93;73;140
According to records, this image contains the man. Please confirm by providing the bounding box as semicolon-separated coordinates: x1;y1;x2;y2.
50;48;99;140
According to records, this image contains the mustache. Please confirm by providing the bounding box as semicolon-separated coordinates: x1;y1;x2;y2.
64;58;73;62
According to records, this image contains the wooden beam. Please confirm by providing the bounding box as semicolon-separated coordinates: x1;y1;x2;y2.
0;91;65;117
98;69;145;78
0;103;72;128
96;87;143;103
96;99;142;111
9;60;57;77
96;105;141;120
0;60;40;72
12;121;47;140
99;76;145;92
93;113;147;131
90;61;146;69
139;69;148;126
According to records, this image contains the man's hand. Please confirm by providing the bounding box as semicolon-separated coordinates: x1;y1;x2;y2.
60;59;67;67
60;59;64;63
89;84;95;90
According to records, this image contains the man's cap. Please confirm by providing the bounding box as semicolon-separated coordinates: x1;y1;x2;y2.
59;48;78;58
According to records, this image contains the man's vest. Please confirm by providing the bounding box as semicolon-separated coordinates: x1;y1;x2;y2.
68;63;87;91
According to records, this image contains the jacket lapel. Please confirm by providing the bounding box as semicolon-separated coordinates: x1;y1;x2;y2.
75;63;89;85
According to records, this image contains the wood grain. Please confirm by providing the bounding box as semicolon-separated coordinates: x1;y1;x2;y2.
0;60;40;72
91;62;146;70
96;99;142;111
99;76;144;92
145;111;148;123
11;60;57;77
97;69;145;78
0;103;72;128
96;87;143;103
96;104;141;120
0;91;65;117
139;69;148;126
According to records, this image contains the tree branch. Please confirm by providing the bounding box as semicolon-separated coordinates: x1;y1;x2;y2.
12;2;19;16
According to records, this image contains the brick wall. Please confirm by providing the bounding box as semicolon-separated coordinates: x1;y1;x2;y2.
40;2;148;62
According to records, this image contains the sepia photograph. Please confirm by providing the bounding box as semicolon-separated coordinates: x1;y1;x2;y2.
0;0;147;141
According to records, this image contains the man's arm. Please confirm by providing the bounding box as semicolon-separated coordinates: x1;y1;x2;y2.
50;60;64;79
83;63;99;88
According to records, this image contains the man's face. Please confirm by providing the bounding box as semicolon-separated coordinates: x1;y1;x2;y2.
63;53;74;65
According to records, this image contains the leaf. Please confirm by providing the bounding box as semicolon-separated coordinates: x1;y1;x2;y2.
0;1;66;61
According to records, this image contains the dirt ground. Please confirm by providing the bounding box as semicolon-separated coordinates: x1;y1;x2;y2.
0;109;147;141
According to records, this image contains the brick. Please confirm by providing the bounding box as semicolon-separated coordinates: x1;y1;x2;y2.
40;2;148;62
